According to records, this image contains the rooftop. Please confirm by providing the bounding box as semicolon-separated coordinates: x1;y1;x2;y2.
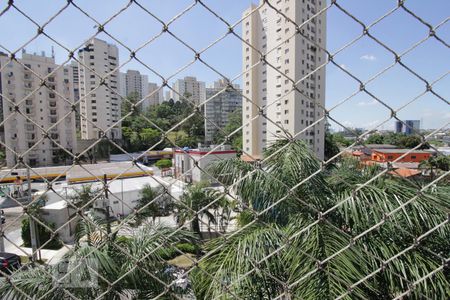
372;149;431;154
354;144;398;149
388;168;422;178
0;162;153;184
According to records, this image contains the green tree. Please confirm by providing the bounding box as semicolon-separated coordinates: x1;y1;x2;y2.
135;184;171;225
121;92;141;117
397;134;428;149
365;133;384;144
333;132;352;147
419;155;450;179
432;155;450;171
155;158;172;170
174;182;219;239
324;132;340;161
213;109;243;151
139;128;161;149
2;224;196;299
192;140;450;299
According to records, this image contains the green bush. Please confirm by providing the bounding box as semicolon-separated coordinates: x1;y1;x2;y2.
21;218;62;250
157;243;199;260
176;242;198;254
158;247;177;260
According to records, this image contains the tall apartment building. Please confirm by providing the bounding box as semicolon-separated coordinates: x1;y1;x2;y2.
69;61;80;131
147;82;164;108
395;120;420;135
170;76;206;105
242;0;327;160
119;70;163;112
0;51;76;167
78;38;121;140
205;79;242;144
119;69;148;99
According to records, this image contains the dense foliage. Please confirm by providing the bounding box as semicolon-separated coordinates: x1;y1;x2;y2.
6;140;449;299
193;140;449;299
365;132;429;149
21;218;62;250
120;95;205;152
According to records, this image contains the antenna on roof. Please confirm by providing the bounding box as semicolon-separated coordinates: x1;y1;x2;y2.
51;46;55;59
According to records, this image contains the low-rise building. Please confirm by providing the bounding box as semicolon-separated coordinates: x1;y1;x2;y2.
371;149;431;163
174;145;237;183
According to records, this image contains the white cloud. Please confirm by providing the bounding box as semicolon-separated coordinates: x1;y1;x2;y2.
360;54;376;61
340;120;354;128
363;120;381;129
356;99;378;106
339;64;347;70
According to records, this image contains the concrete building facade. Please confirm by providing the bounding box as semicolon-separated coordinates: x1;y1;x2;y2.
119;70;163;112
78;38;121;140
0;51;77;167
68;61;81;131
174;145;237;183
205;79;242;144
146;82;164;109
242;0;327;160
170;76;206;105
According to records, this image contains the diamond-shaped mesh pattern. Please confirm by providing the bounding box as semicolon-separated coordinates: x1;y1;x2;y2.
0;0;448;299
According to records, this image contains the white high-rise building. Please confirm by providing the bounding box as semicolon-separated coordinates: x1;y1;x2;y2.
0;51;77;167
170;76;206;105
119;69;163;112
78;38;121;140
205;79;242;144
119;69;148;99
242;0;326;160
69;61;80;131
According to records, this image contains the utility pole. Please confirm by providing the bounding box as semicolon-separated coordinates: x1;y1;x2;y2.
103;174;111;235
0;210;5;252
27;168;38;262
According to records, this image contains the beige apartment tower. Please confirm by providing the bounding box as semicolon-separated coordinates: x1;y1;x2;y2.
242;0;326;160
78;38;121;140
0;51;77;167
170;76;206;105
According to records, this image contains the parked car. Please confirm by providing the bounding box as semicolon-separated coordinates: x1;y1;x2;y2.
0;253;21;275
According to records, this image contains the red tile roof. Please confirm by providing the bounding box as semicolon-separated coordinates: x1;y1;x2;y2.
388;168;421;178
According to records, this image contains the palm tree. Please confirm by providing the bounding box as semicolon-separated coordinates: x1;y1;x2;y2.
66;184;102;239
0;224;196;299
191;140;449;299
174;182;221;239
134;184;170;225
419;156;435;179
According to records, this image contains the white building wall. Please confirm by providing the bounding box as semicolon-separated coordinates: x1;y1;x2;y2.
0;52;77;167
174;146;237;183
78;38;121;140
242;0;326;160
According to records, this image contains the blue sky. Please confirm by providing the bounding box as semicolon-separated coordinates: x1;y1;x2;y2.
0;0;448;130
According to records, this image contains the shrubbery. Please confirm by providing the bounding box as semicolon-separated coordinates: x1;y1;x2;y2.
21;218;62;250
